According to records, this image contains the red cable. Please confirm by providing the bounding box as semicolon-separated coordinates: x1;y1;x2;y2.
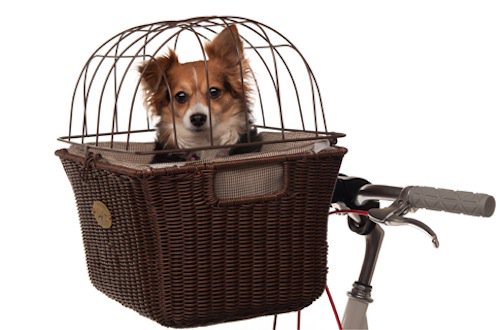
326;285;343;330
329;209;369;216
297;309;301;330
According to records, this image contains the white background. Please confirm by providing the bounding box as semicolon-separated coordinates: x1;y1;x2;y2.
1;1;499;329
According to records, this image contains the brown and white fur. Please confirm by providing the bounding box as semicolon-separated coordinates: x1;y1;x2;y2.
139;25;258;163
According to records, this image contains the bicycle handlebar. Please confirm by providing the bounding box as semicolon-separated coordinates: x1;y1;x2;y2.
355;184;496;218
407;186;495;217
335;178;496;247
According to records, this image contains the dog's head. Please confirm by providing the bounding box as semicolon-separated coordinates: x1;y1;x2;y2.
139;25;251;149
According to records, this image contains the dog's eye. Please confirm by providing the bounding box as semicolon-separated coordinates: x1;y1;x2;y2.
174;91;188;104
208;87;222;99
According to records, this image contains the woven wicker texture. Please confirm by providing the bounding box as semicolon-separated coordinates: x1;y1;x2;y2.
57;146;346;328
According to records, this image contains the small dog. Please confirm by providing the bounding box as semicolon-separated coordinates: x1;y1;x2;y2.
139;25;259;163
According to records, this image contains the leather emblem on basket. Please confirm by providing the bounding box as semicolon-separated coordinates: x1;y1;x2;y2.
92;201;112;229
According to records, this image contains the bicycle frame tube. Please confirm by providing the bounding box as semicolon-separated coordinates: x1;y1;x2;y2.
342;223;384;330
343;297;369;330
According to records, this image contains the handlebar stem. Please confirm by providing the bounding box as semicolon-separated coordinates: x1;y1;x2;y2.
357;222;385;287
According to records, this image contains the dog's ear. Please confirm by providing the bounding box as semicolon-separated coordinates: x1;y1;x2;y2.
206;25;250;100
138;50;178;115
205;25;244;66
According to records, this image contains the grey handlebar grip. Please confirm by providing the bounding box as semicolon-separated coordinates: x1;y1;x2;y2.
407;186;495;217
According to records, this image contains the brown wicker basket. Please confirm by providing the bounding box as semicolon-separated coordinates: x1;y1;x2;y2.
56;139;345;328
56;16;347;328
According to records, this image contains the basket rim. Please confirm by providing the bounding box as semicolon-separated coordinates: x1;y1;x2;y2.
55;145;347;178
57;128;346;157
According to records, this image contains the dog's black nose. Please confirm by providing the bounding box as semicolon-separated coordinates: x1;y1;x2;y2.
190;113;207;127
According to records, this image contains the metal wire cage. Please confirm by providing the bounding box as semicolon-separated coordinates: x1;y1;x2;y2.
58;16;343;156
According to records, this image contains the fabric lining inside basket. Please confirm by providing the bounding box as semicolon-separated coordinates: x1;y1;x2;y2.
68;132;333;168
68;132;338;200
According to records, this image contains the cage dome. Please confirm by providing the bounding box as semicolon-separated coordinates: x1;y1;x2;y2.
59;16;343;156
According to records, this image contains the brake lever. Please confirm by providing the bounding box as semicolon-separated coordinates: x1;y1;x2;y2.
367;193;440;248
385;215;439;248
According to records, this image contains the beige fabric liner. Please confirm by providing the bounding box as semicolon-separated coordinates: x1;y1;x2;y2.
68;132;339;200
